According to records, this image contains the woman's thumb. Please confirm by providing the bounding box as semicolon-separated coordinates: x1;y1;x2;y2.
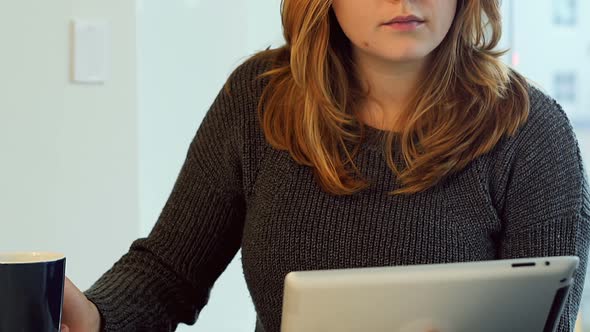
61;324;70;332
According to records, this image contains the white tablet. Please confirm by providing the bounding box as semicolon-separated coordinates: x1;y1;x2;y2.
281;256;579;332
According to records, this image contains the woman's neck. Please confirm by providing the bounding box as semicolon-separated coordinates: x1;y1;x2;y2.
353;49;427;131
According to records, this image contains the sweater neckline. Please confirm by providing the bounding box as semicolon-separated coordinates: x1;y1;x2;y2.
358;125;401;152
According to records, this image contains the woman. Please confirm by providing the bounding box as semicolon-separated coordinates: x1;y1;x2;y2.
61;0;590;331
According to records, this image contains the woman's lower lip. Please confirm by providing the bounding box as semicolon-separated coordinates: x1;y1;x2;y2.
383;21;424;31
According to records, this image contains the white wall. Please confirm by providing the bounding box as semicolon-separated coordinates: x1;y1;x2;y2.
0;0;139;291
136;0;282;331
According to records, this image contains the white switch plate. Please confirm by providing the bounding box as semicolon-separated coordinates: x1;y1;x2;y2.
70;20;109;84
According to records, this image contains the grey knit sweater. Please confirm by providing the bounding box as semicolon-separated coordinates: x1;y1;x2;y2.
85;57;590;332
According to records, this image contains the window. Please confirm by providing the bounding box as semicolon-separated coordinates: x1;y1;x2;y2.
554;72;577;104
554;0;577;26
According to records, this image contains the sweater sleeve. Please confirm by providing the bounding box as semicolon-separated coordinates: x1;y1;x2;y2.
83;58;266;331
497;92;590;332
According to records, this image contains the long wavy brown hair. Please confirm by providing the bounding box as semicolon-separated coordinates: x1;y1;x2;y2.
243;0;529;195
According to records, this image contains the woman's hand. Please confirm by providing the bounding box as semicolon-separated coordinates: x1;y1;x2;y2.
60;277;102;332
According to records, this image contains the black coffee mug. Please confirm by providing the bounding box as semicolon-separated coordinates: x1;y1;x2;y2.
0;252;66;332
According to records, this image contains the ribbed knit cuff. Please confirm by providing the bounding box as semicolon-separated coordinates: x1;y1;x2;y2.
83;252;195;332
